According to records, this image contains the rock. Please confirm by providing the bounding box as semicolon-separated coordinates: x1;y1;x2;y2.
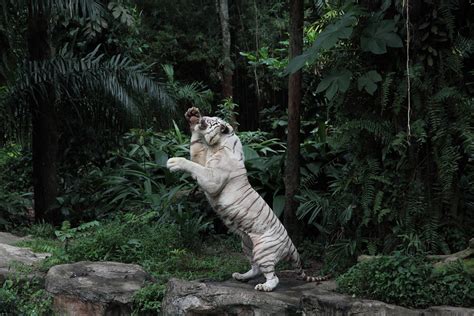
0;232;32;246
162;277;474;316
162;277;304;315
425;306;474;316
301;291;420;315
45;261;152;316
0;241;50;283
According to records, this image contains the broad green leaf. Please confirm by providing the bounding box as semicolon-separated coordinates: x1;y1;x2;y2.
144;179;152;195
361;19;403;54
339;204;354;224
284;52;312;75
242;145;259;160
316;69;352;100
155;150;168;167
142;145;151;158
272;195;285;217
357;70;382;95
284;12;357;75
314;13;356;50
129;144;139;156
306;162;322;175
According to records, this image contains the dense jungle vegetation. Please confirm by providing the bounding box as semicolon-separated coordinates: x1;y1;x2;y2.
0;0;473;313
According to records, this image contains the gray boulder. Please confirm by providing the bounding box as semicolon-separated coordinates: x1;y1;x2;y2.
162;277;474;316
0;234;50;283
0;232;32;246
45;261;152;316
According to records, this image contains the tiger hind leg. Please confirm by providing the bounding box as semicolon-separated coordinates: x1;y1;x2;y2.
254;270;279;292
233;233;262;281
254;254;279;291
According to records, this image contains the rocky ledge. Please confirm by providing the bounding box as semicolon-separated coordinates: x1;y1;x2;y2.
162;277;474;316
0;232;50;283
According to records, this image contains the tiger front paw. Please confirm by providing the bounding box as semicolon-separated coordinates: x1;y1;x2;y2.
166;157;187;172
185;107;201;128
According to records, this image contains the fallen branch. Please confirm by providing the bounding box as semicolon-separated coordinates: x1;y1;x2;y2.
357;238;473;265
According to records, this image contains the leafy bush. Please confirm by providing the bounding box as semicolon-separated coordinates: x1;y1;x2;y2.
239;130;286;216
132;283;166;315
64;215;182;265
291;0;474;272
0;191;31;230
0;143;32;229
20;216;247;314
53;127;214;232
0;277;52;315
337;254;474;308
0;147;32;193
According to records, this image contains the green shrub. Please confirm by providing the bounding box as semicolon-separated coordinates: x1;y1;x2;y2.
0;191;30;230
337;253;474;308
132;283;166;315
0;148;32;193
0;277;52;315
20;217;246;314
65;216;183;265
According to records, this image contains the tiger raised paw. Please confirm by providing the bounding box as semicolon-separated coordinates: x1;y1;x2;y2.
167;107;329;291
185;106;201;128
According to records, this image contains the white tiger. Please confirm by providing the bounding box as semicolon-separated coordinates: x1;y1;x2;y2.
166;107;327;291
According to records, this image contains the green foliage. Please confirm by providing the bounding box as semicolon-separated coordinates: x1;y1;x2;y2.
0;148;31;193
316;69;352;100
0;276;52;315
0;0;104;20
10;45;174;115
163;64;213;119
239;130;286;216
360;18;403;54
357;70;382;95
337;255;474;308
52;127;214;234
0;191;30;230
64;215;183;265
21;216;246;314
285;8;357;74
0;146;31;230
216;98;239;128
294;0;474;271
132;283;166;315
0;142;20;166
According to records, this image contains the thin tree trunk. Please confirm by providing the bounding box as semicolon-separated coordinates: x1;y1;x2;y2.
217;0;233;98
27;3;59;223
284;0;303;244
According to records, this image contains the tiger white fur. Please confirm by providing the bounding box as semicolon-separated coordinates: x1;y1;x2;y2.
166;107;327;291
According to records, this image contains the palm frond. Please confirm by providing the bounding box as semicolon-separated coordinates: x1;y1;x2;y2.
1;0;105;19
10;46;175;116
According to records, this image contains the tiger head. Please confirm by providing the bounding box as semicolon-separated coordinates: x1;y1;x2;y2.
196;116;234;146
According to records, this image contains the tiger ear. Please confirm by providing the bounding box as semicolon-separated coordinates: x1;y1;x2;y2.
220;124;230;134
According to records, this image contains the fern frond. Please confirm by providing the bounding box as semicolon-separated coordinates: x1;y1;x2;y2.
435;143;461;201
341;119;393;144
380;72;394;114
453;34;474;58
438;3;455;40
392;77;407;114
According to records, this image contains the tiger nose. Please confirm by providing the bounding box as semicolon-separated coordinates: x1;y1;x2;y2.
199;119;207;129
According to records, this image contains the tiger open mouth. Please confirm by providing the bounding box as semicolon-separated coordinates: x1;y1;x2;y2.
198;119;208;130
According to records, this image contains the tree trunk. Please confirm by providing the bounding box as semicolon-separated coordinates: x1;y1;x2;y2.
27;3;59;223
283;0;303;244
217;0;233;98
